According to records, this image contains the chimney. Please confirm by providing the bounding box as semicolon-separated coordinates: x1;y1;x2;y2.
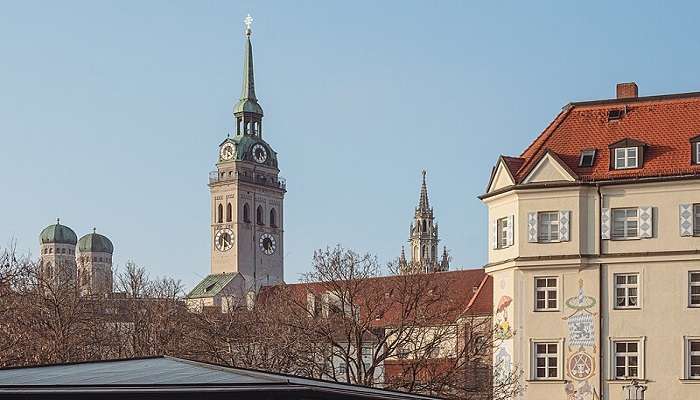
616;82;638;99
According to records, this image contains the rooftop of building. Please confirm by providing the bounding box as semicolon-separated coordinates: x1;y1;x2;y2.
487;82;700;192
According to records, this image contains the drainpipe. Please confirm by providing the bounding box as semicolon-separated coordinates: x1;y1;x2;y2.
597;184;604;399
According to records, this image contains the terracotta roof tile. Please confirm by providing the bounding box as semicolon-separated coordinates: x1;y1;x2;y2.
513;93;700;182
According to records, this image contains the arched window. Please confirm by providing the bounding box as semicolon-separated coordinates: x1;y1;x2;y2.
243;203;250;223
422;220;427;232
269;208;277;227
217;203;223;223
256;205;264;225
226;203;232;222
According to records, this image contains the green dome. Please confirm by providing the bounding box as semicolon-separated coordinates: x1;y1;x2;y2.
233;98;264;115
78;232;114;254
40;221;77;245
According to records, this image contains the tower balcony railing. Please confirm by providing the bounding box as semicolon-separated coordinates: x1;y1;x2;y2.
209;170;286;190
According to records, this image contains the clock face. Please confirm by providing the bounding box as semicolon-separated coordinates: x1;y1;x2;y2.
215;228;234;252
259;233;276;255
220;143;235;161
252;143;268;164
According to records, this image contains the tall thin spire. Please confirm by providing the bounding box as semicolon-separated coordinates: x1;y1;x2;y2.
240;14;257;102
417;169;431;213
234;14;264;124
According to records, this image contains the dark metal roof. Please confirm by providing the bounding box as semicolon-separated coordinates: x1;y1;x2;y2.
0;356;441;400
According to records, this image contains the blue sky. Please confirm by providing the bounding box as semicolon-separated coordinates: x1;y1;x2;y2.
2;1;699;289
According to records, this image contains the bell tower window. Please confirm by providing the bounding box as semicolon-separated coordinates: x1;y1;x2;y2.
243;203;251;223
226;203;232;222
217;204;223;223
270;208;277;227
256;205;264;225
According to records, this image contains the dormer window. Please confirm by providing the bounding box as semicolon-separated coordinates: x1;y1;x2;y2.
614;147;638;169
692;135;700;165
579;149;596;167
608;109;625;121
609;138;646;170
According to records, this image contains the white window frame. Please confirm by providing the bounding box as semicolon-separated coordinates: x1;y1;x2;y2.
530;339;563;380
694;204;700;236
497;217;509;249
609;337;645;380
614;273;640;309
689;271;700;308
695;142;700;165
685;337;700;380
612;208;639;239
537;211;560;243
534;277;559;311
614;147;639;169
579;149;596;167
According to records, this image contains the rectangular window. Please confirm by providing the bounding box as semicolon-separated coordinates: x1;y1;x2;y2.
614;147;638;169
612;208;639;239
613;341;640;379
694;204;700;236
497;217;509;249
688;339;700;379
538;212;560;242
695;142;700;165
534;342;559;379
535;277;558;311
614;273;639;308
690;272;700;307
579;149;596;167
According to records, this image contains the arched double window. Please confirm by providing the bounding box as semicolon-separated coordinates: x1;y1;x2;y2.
256;205;264;225
243;203;251;223
226;203;232;222
217;203;223;223
269;208;277;227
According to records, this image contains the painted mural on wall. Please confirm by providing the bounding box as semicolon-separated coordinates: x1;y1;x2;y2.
494;291;515;386
563;279;599;400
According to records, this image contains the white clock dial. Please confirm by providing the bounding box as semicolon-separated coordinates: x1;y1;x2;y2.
259;233;276;255
215;228;234;251
252;143;268;164
220;143;235;160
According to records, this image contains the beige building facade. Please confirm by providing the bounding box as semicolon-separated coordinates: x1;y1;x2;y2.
482;83;700;399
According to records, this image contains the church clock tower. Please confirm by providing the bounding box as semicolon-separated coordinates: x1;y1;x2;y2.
208;15;285;289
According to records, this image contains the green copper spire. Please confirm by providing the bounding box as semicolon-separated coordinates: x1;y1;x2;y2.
234;14;263;117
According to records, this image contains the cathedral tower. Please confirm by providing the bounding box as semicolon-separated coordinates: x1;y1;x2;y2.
208;16;285;289
77;229;114;296
39;219;77;285
400;171;449;274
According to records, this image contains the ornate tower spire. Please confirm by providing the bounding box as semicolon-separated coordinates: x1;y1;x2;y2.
418;169;430;212
234;14;264;137
404;170;446;273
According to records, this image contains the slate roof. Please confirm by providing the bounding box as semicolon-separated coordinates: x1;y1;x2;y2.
186;273;238;298
0;356;441;399
497;90;700;185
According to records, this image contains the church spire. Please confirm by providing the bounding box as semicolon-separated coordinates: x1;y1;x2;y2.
234;14;264;136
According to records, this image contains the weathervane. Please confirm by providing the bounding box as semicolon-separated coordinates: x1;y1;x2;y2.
244;14;253;37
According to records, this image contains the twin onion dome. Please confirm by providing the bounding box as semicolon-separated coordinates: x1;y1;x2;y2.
40;220;113;254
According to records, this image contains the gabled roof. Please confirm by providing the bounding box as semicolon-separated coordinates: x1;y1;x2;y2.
494;90;700;189
274;269;491;326
0;356;439;399
187;273;238;299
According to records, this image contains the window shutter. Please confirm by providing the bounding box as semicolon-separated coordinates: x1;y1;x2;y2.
506;215;514;247
527;212;538;243
680;204;694;237
638;206;653;238
601;208;611;240
492;220;499;250
558;210;571;242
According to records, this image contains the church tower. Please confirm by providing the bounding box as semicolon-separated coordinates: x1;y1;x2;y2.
208;15;285;289
400;171;449;274
39;219;77;286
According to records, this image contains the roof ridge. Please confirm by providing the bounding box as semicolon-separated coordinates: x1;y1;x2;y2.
0;356;165;372
517;106;573;177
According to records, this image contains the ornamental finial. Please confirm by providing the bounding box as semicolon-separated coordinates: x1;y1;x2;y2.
244;14;253;37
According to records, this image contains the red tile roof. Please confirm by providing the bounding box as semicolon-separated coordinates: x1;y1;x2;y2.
511;92;700;183
271;269;491;327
